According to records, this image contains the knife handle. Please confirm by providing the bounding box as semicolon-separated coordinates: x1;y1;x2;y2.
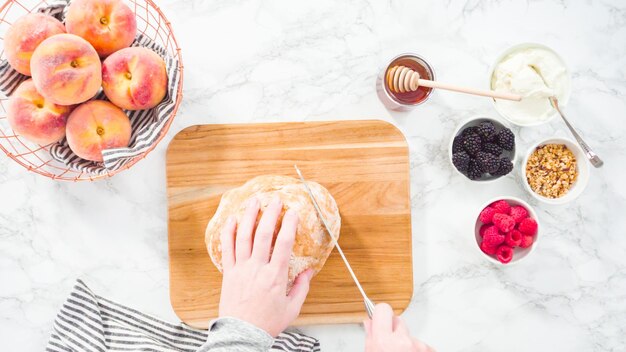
364;297;375;319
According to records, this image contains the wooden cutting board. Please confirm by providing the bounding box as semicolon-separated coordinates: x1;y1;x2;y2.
166;120;413;328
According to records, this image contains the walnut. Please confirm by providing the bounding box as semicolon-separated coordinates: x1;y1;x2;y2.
525;144;578;198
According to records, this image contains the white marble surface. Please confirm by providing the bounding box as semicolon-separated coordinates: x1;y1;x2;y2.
1;0;626;350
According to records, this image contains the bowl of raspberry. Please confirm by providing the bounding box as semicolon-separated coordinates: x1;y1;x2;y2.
449;116;516;182
475;197;539;265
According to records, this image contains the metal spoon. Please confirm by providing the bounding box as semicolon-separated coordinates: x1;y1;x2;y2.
549;97;603;168
528;65;603;168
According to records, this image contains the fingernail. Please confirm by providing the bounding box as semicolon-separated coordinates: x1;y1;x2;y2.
226;216;235;225
286;209;297;217
248;197;259;206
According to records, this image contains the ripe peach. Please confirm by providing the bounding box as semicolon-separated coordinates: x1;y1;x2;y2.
66;100;131;162
65;0;137;57
30;34;101;106
6;79;71;145
4;13;65;76
102;47;167;110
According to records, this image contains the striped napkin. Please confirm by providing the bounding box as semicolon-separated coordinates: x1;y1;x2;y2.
0;0;181;175
47;280;320;352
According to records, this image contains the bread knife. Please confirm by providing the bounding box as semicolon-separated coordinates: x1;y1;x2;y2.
294;165;375;318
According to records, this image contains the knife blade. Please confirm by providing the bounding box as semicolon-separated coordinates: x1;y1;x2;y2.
294;165;375;318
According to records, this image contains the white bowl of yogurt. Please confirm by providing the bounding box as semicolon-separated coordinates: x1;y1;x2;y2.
488;43;571;127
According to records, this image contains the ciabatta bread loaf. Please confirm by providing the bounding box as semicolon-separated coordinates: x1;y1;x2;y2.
205;175;340;287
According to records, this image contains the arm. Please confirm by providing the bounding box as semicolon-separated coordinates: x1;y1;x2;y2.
197;317;273;352
198;196;313;351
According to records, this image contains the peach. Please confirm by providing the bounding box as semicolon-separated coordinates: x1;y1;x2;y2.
66;100;131;162
102;47;167;110
65;0;137;57
30;34;101;106
4;13;65;76
6;79;72;145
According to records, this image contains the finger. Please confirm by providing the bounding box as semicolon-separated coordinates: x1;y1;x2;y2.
363;319;372;336
287;269;314;315
393;316;409;334
363;319;374;352
270;209;298;271
219;216;236;271
251;196;282;263
412;339;434;352
365;334;374;352
372;303;394;334
235;197;260;261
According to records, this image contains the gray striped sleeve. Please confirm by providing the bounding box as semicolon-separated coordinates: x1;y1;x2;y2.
197;317;274;352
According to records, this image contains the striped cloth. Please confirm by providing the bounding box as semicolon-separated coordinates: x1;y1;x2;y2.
47;280;320;352
0;0;181;176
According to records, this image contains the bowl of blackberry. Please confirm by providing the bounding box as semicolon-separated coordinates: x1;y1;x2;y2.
449;117;516;181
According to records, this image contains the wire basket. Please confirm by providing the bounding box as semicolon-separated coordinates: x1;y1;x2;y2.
0;0;183;181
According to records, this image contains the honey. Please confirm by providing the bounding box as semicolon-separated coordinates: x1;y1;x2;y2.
377;53;435;110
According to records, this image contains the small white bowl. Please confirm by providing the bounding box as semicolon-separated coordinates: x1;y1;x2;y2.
474;196;540;265
521;137;590;205
449;116;516;182
487;42;572;127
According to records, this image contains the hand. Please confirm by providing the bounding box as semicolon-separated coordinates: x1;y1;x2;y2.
364;303;434;352
217;197;314;337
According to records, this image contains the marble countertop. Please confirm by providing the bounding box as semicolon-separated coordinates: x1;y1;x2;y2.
2;0;625;351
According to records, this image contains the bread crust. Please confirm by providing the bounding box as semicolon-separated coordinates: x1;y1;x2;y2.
205;175;341;287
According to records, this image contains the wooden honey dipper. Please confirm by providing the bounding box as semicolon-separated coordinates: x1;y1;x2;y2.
386;65;522;101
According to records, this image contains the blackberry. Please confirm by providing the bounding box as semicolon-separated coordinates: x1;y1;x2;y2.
462;133;482;156
476;152;500;174
461;126;479;137
452;151;471;173
496;128;515;151
492;157;514;176
452;135;463;153
467;159;483;180
482;143;503;156
476;121;496;142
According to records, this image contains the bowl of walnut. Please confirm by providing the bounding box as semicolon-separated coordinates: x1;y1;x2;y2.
522;137;590;205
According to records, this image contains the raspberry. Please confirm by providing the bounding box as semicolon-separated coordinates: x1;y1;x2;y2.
479;224;490;237
479;207;497;224
518;218;538;235
510;206;528;223
496;245;514;264
490;200;511;215
482;226;505;247
519;234;534;248
504;229;522;247
493;213;515;232
480;241;498;255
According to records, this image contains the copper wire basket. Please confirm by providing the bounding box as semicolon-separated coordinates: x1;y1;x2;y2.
0;0;183;181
